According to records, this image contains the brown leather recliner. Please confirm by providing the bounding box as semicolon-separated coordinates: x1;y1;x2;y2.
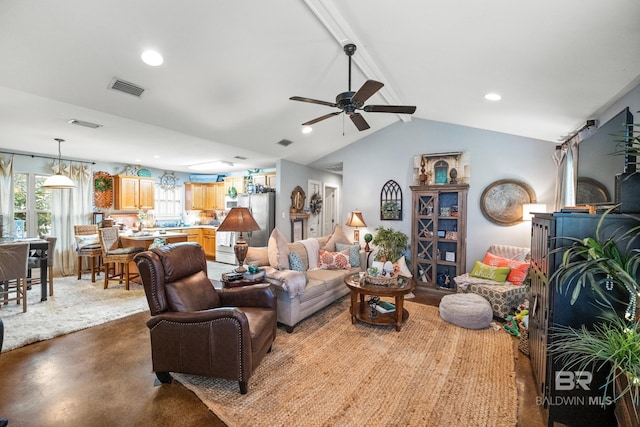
134;242;277;394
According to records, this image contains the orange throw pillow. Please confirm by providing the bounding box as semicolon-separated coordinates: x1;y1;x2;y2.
483;252;530;286
318;249;351;270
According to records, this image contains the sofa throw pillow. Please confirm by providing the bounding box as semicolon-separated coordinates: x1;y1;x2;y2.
469;260;511;283
393;255;413;278
246;247;270;267
75;234;100;250
335;243;360;268
268;228;290;270
318;249;351;270
483;252;530;286
321;224;352;252
288;251;305;272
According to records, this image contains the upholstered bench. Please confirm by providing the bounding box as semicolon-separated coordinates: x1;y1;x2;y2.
439;293;493;329
454;244;530;320
456;281;527;319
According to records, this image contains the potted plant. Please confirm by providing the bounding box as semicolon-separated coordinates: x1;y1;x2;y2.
549;208;640;422
371;226;408;263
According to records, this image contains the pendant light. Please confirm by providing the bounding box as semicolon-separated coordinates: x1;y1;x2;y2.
43;138;76;189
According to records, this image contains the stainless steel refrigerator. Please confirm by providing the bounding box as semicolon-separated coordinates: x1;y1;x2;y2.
237;192;275;247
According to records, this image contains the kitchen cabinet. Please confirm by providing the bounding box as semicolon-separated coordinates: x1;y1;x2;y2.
184;182;225;210
251;172;276;189
410;184;468;292
224;176;245;195
202;228;216;258
176;228;202;246
114;175;155;211
529;213;640;426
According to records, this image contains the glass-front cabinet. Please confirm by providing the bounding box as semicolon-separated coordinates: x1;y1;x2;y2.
410;184;468;291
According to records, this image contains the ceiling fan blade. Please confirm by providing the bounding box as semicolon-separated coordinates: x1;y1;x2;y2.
302;111;342;126
351;80;384;107
363;105;417;114
349;113;370;131
290;96;337;108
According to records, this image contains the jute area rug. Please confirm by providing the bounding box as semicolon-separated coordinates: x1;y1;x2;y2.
0;261;232;352
176;298;518;427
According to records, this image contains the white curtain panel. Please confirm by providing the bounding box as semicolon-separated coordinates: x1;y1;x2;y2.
0;156;14;239
553;138;579;211
52;162;93;276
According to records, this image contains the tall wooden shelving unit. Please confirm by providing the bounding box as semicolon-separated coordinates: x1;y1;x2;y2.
410;184;468;292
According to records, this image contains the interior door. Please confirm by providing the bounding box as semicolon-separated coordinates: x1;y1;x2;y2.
307;180;322;238
323;185;338;236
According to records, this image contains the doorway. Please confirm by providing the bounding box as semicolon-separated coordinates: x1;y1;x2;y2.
322;185;338;236
307;180;322;238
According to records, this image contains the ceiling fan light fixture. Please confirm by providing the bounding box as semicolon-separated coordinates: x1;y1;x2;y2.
302;126;313;134
484;92;502;101
43;138;76;189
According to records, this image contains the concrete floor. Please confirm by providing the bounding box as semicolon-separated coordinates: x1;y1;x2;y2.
0;287;548;426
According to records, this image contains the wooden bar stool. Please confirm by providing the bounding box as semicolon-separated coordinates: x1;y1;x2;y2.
74;225;102;282
98;226;144;290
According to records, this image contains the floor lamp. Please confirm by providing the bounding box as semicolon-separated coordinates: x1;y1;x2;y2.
216;207;261;273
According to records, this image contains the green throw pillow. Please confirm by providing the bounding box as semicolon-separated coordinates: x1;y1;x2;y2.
335;243;360;268
469;260;510;283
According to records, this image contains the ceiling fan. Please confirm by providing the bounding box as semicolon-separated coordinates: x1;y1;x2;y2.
290;43;416;131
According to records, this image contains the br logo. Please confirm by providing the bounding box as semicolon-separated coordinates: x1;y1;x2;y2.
555;371;592;391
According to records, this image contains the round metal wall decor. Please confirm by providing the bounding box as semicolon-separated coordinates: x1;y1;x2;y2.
480;179;536;226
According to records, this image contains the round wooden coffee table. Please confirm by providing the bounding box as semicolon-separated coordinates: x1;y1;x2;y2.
344;273;416;332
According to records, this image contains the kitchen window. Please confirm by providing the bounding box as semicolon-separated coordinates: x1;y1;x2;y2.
154;185;183;219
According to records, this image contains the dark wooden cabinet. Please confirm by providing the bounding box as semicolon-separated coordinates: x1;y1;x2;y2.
410;184;468;291
530;213;639;427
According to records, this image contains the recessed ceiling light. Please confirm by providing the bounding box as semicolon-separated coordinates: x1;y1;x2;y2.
141;50;163;66
484;93;502;101
302;126;313;134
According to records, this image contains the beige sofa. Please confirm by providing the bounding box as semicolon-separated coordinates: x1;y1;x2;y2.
246;226;365;332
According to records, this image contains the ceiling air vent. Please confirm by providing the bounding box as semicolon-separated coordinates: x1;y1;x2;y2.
326;163;343;172
108;77;145;97
277;139;293;147
68;119;102;129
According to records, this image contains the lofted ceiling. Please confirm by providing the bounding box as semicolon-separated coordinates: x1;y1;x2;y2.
0;0;639;174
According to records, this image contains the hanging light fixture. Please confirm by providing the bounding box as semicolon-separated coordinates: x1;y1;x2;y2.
43;138;76;189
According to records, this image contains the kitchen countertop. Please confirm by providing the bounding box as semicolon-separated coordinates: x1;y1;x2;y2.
120;231;188;240
145;225;218;231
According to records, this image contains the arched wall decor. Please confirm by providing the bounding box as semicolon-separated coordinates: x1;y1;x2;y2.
380;180;402;220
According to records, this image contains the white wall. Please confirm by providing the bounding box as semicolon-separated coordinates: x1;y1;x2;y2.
311;117;558;270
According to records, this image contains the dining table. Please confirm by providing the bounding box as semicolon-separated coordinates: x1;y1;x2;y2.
1;238;49;301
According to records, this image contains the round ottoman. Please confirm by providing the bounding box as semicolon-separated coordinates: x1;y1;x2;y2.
439;293;493;329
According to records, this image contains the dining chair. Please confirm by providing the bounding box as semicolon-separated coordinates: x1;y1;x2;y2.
27;235;57;296
74;225;102;282
98;226;144;290
0;242;30;312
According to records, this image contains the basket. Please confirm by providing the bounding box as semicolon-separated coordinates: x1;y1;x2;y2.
518;323;529;357
361;273;398;287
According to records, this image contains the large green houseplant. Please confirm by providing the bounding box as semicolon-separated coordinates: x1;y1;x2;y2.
549;208;640;414
371;226;409;263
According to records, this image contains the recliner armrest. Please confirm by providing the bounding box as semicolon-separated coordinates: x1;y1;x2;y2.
219;284;276;309
146;307;250;329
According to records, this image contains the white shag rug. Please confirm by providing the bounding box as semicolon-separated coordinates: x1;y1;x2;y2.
0;261;234;352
